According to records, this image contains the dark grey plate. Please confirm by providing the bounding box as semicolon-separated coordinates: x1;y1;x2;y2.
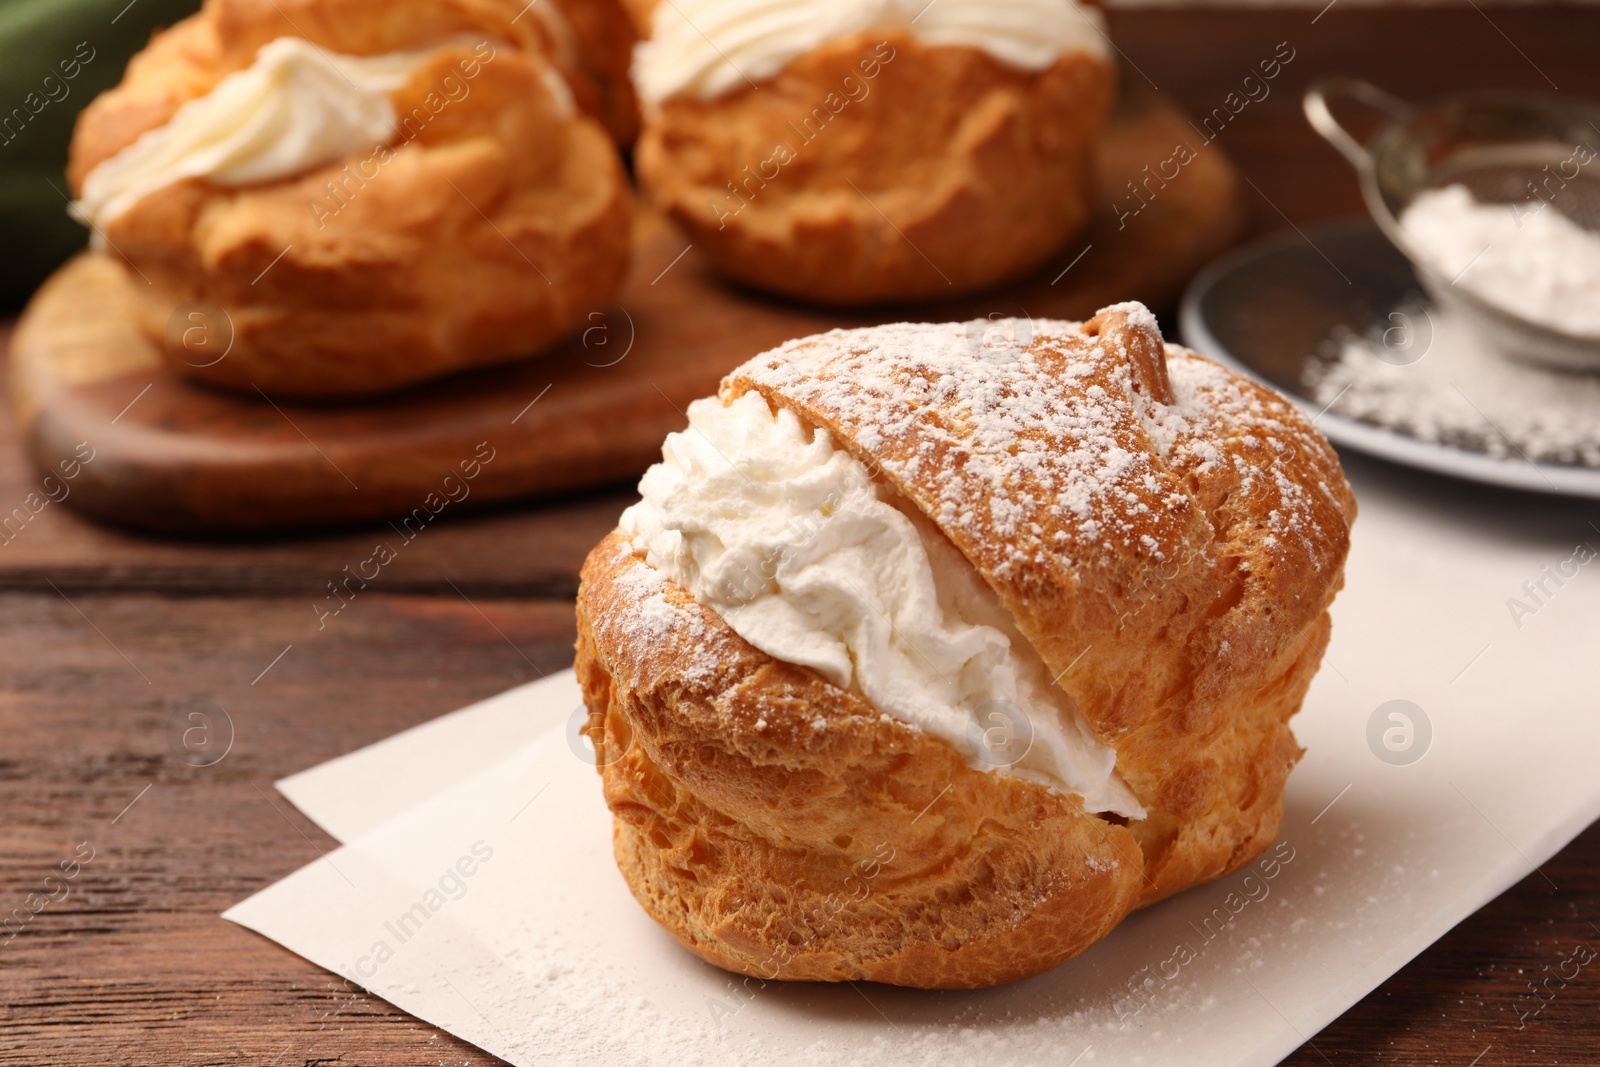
1178;218;1600;498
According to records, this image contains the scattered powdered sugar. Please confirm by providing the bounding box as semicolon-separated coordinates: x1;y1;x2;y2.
1401;183;1600;337
1147;344;1340;561
609;547;684;644
1099;299;1163;339
1305;307;1600;467
604;539;720;684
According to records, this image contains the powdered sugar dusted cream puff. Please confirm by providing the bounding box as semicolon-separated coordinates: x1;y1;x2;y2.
67;0;632;398
575;305;1356;988
631;0;1116;305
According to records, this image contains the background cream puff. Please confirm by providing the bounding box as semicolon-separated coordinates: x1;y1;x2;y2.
68;0;632;398
631;0;1116;305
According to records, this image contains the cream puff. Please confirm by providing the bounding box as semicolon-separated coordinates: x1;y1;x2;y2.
576;305;1356;988
67;0;632;398
630;0;1116;305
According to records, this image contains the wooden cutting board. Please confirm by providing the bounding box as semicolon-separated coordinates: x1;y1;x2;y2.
9;85;1244;534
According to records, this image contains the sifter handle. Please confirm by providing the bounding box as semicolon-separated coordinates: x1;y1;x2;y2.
1303;78;1408;172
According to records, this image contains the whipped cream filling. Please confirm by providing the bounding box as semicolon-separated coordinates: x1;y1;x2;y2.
620;390;1144;818
74;37;449;228
633;0;1109;105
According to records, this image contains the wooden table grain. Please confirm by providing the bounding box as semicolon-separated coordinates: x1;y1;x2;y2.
3;7;1599;1066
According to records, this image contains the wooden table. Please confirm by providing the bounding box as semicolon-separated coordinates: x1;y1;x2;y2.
3;7;1598;1064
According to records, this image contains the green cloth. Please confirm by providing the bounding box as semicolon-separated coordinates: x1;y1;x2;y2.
0;0;201;311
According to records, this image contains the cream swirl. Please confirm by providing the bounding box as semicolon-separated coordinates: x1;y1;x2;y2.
74;37;448;228
620;389;1144;817
633;0;1109;105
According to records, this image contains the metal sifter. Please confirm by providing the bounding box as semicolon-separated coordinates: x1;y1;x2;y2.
1304;78;1600;371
